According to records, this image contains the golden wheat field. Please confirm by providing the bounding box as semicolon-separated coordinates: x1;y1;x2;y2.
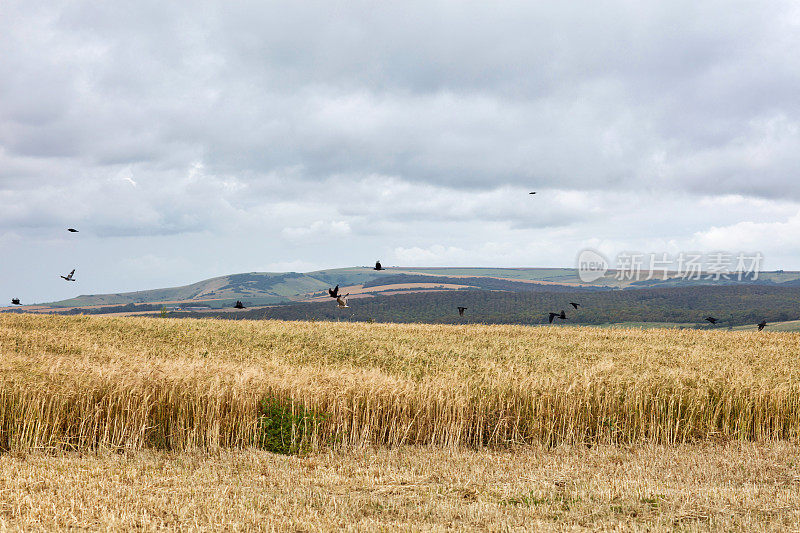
2;314;800;530
2;314;800;450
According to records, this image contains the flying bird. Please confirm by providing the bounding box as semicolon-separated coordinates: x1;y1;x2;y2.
569;302;580;309
67;228;79;232
60;269;76;281
11;298;21;305
457;306;467;317
705;316;717;325
336;294;350;308
233;300;245;309
374;261;385;271
757;320;768;331
529;192;536;195
548;310;567;324
328;285;339;298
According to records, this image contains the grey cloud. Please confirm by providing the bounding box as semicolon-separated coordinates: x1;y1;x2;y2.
2;0;800;303
3;1;796;195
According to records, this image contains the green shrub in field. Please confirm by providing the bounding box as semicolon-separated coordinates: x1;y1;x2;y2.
256;397;327;454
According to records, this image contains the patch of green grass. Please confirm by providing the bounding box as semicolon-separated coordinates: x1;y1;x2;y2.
732;319;800;332
641;495;663;509
256;397;328;455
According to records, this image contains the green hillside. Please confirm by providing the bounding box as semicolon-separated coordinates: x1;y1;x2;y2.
44;268;394;308
38;266;800;310
46;272;308;308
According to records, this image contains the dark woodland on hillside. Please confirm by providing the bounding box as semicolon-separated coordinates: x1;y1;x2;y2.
172;285;800;326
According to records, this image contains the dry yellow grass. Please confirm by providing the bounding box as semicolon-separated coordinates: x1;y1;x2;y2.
2;314;800;451
1;443;799;531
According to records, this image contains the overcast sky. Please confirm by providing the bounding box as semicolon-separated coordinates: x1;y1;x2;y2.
2;0;800;303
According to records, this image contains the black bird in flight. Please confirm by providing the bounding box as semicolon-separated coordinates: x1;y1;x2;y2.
548;310;567;324
757;320;768;331
67;228;79;232
60;269;76;281
529;192;536;195
11;298;21;305
374;261;385;271
328;285;339;298
457;306;467;317
233;300;245;309
705;316;717;325
569;302;580;309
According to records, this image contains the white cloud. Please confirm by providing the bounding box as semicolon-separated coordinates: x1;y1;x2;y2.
691;212;800;252
393;245;469;265
282;220;352;241
262;260;318;273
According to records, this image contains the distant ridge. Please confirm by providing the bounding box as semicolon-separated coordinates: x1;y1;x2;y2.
23;266;800;313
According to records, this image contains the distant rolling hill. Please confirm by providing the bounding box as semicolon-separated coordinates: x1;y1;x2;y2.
43;272;317;308
41;271;345;309
40;267;594;311
13;266;800;315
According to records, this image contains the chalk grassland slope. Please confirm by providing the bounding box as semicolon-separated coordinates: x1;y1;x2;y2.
2;315;800;452
44;272;333;308
2;444;799;531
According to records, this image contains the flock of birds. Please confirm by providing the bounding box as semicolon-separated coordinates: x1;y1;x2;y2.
321;263;583;320
10;228;80;306
324;260;387;310
547;302;581;323
317;262;772;329
5;217;773;331
705;316;769;331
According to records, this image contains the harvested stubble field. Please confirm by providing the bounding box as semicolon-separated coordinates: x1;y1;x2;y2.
2;314;800;530
2;443;800;530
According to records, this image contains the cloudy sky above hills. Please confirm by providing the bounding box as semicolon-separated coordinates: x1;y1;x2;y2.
2;0;800;302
